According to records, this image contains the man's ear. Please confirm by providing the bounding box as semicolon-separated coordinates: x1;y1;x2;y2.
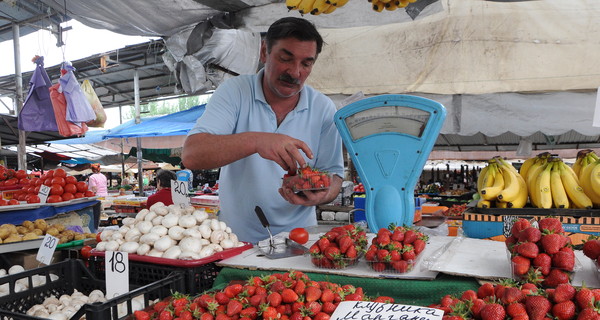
259;40;267;64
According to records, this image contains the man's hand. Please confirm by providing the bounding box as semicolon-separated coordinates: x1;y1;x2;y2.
256;133;313;172
279;174;343;206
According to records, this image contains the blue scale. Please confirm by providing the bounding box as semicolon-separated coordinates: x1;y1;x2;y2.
334;94;446;231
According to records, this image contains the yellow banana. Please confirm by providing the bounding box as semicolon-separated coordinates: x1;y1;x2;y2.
372;0;385;12
572;150;587;178
385;1;399;10
507;173;528;208
590;151;599;161
481;166;505;201
550;162;569;208
527;159;547;207
579;159;600;207
398;0;409;7
519;156;537;181
477;199;492;209
310;0;329;14
297;0;317;14
497;158;519;175
496;201;508;208
476;165;490;193
323;4;337;13
497;165;520;203
381;0;392;3
331;0;349;6
559;161;593;209
536;162;553;209
286;0;302;10
589;161;600;201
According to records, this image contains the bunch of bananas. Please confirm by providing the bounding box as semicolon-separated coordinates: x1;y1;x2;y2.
476;157;527;209
520;153;592;209
369;0;416;12
286;0;350;15
572;149;600;208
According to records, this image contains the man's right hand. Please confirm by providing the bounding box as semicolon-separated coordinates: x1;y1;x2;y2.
255;133;313;172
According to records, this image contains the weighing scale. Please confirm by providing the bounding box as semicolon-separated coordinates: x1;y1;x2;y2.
334;94;446;231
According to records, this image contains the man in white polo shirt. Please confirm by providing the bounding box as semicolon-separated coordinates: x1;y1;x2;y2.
182;17;344;243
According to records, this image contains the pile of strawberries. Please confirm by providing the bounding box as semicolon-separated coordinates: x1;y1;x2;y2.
506;217;575;288
309;224;368;269
431;280;600;320
365;224;428;273
582;235;600;267
133;270;395;320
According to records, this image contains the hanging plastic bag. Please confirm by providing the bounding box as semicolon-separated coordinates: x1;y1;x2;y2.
18;56;59;131
59;63;96;124
81;79;107;127
49;82;88;137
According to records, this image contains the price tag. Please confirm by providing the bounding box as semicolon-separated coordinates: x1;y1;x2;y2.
38;184;50;203
105;251;129;299
36;234;58;265
171;179;190;206
330;301;443;320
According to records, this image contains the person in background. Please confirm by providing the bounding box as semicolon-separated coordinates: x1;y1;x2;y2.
146;169;177;208
176;162;194;191
182;17;344;243
88;163;108;197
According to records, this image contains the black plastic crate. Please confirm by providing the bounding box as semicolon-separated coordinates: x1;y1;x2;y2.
88;256;222;295
0;259;184;320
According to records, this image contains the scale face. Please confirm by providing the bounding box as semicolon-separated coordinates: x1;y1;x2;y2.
334;94;446;230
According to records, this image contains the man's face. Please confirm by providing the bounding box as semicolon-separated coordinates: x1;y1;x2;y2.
261;38;318;99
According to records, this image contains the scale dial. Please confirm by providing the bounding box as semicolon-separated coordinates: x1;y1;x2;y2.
344;105;430;141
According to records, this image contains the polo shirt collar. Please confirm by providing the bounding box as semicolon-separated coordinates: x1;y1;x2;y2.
254;69;309;112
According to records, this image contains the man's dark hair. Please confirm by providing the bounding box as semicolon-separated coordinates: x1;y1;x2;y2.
156;169;177;188
265;17;323;55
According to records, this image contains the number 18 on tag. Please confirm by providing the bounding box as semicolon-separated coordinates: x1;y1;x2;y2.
105;251;129;299
36;234;58;265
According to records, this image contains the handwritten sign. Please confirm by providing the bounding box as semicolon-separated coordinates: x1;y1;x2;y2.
171;179;190;206
105;251;129;299
330;301;443;320
36;234;58;265
38;184;50;203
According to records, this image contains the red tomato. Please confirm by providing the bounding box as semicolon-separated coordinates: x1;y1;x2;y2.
29;178;38;186
47;195;63;203
54;168;67;178
289;227;309;245
0;199;6;206
84;190;95;197
76;181;88;193
62;192;75;201
7;199;19;205
65;175;77;185
80;245;93;259
74;192;84;199
64;183;77;194
15;170;27;180
27;195;40;204
51;177;66;187
18;178;29;185
50;184;64;196
43;178;53;187
4;178;17;186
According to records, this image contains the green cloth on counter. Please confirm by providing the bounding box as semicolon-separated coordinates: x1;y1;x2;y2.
212;267;481;307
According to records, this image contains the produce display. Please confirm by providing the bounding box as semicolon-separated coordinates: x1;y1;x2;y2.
582;235;600;267
308;224;367;269
282;166;332;193
476;157;527;209
506;217;575;288
25;289;108;319
284;0;420;15
0;219;96;244
365;224;428;273
94;202;245;260
0;264;53;297
571;149;600;208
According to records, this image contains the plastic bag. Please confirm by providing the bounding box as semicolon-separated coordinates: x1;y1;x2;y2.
59;64;96;124
81;79;107;127
18;56;59;131
49;82;88;137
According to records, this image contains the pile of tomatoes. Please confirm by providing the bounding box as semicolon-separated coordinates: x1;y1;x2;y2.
0;167;29;188
8;168;95;204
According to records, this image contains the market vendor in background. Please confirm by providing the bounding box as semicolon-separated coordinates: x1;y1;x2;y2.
182;17;344;243
87;163;108;197
146;169;177;208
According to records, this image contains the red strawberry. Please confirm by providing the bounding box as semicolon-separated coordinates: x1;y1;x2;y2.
543;268;570;288
240;306;258;319
370;262;386;272
506;302;527;319
541;233;566;255
577;307;600;320
338;235;353;254
134;310;151;320
552;247;575;271
281;288;299;304
501;286;524;304
512;255;531;276
345;245;358;259
583;238;600;260
525;295;551;320
518;227;542;243
402;245;416;261
533;253;552;275
553;283;576;303
477;282;496;299
517;242;539;259
470;298;486;319
391;260;409;273
227;300;243;316
505;235;518;252
215;292;230;305
403;229;418;244
324;247;341;260
511;218;531;238
552;300;575;320
267;292;282;307
305;286;322;303
539;217;564;233
391;229;405;242
460;290;478;302
480;303;505;320
317;237;330;252
413;239;426;255
576;287;596;310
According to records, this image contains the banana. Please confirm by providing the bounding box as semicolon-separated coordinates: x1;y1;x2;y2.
507;173;528;208
496;201;508;208
297;0;317;14
536;162;553;209
286;0;302;10
497;164;521;203
579;159;600;207
476;165;491;193
385;1;399;10
590;151;599;161
526;158;547;207
589;161;600;202
381;0;392;3
519;156;537;181
398;0;410;7
572;150;587;178
559;161;593;209
331;0;349;6
481;166;505;201
323;4;337;13
310;0;330;13
477;199;492;209
550;162;569;208
372;0;385;12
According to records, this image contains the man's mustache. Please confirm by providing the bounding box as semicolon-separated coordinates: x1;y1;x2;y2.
278;74;300;85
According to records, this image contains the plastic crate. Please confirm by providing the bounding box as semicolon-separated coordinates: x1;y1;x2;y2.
0;259;185;320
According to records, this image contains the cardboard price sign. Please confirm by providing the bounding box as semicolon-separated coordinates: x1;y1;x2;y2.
38;184;50;203
36;234;59;265
171;179;190;206
105;251;129;299
331;301;443;320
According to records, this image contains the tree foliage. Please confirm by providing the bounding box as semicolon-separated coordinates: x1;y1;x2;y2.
122;95;210;120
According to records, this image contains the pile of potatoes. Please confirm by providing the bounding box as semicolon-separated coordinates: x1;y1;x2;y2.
0;219;96;244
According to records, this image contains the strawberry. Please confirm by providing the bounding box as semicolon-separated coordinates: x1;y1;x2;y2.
200;313;214;320
134;310;151;320
518;226;542;243
345;245;358;259
552;300;575;320
314;312;331;320
525;295;551;320
376;249;391;261
460;290;478;302
267;292;282;307
540;233;565;255
159;310;174;320
261;306;279;320
391;229;405;242
338;235;353;254
577;307;600;320
506;302;527;319
517;241;539;259
317;237;330;252
305;286;322;302
224;284;243;299
281;288;299;304
543;268;570;288
576;287;596;310
480;303;505;320
533;253;552;275
501;286;524;304
477;282;496;299
553;283;576;303
321;301;337;314
511;255;531;276
470;298;486;319
403;229;418;244
413;239;426;255
179;311;193;320
215;292;230;305
583;238;600;260
153;300;170;313
391;260;409;273
505;235;518;252
552;247;575;271
323;247;341;260
305;301;323;315
370;262;386;272
402;245;416;261
538;217;564;233
511;218;531;238
372;296;395;303
240;306;258;319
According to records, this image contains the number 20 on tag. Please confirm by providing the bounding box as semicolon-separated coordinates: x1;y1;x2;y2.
105;251;129;299
36;234;58;265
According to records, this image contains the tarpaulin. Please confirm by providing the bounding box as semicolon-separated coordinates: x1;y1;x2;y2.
18;56;59;132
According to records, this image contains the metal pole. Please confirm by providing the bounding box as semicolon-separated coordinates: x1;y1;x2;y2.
13;23;26;170
134;70;144;195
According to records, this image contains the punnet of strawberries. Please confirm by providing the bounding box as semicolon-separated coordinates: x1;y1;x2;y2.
309;224;368;269
131;270;396;320
506;217;577;288
365;224;429;273
282;166;332;193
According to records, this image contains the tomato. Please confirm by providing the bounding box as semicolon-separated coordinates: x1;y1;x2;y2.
54;168;67;178
80;245;93;259
61;192;75;201
7;199;19;205
289;227;309;245
0;199;6;206
65;175;78;185
15;170;27;180
64;183;77;194
50;184;64;196
47;195;63;203
27;195;40;204
51;177;66;187
76;181;88;193
84;190;95;197
43;178;53;187
74;192;84;199
4;178;17;186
